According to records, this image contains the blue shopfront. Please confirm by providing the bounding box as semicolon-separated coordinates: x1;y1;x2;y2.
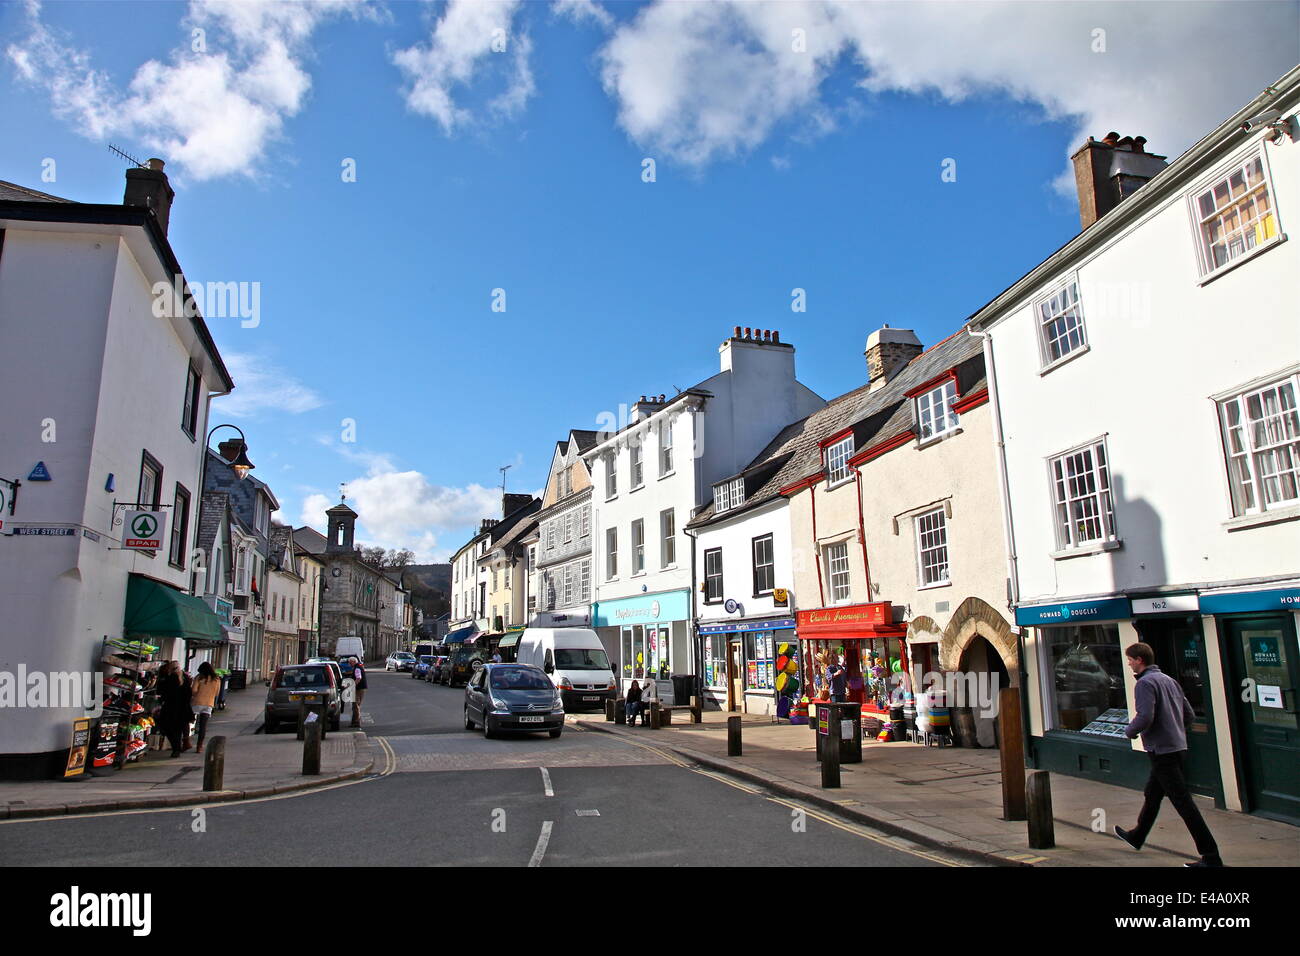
592;590;692;705
699;617;797;717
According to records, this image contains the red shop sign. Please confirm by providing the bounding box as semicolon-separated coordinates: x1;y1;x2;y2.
796;602;894;635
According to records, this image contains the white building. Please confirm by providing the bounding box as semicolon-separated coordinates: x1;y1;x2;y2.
971;67;1300;821
532;430;600;627
0;164;234;777
583;328;824;702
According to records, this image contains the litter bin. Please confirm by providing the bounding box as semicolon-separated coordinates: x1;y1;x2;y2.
228;669;247;692
811;701;863;764
217;674;231;710
670;675;694;708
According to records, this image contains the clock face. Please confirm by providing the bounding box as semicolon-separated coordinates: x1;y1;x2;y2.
331;567;342;577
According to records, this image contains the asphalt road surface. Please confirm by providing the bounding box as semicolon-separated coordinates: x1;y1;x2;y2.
1;670;963;867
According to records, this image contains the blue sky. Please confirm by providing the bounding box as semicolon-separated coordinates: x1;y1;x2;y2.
3;0;1297;560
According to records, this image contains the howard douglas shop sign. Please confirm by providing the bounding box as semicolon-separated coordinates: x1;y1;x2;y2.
124;510;168;551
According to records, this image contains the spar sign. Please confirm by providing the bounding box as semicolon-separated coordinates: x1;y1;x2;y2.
123;510;168;551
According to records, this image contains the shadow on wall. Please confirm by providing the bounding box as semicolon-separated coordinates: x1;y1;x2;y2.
1107;473;1168;594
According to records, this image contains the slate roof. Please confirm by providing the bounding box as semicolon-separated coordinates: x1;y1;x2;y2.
483;501;541;557
687;325;986;529
196;492;229;556
294;525;329;555
0;180;73;203
569;429;600;454
269;525;297;572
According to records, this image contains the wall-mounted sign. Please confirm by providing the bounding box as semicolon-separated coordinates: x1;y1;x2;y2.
11;526;77;536
1198;586;1300;615
1015;597;1132;627
27;461;51;481
773;588;789;607
796;602;896;636
1132;594;1198;615
123;509;168;551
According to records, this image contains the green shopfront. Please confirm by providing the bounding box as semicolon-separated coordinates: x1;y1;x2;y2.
592;589;692;705
1019;596;1223;800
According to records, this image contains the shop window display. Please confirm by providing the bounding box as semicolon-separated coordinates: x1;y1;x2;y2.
744;630;775;691
622;624;672;682
705;635;727;688
1047;624;1128;733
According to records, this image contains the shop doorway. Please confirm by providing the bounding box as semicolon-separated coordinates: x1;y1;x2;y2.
1134;615;1220;798
955;636;1008;748
1223;614;1300;823
727;640;743;712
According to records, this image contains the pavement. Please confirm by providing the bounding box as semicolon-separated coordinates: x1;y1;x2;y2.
0;683;374;819
572;709;1300;868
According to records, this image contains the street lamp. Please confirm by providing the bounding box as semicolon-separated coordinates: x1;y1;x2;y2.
208;423;255;479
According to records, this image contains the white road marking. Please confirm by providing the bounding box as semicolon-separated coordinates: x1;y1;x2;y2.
528;821;554;867
539;766;553;797
575;809;600;817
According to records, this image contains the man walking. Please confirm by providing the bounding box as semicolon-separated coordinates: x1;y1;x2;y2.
1114;642;1223;867
348;656;367;728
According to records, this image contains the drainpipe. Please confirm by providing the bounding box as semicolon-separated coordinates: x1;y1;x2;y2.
684;522;703;707
810;484;826;607
853;468;873;600
967;327;1020;610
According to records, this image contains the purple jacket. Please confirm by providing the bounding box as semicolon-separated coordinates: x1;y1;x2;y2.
1124;666;1194;754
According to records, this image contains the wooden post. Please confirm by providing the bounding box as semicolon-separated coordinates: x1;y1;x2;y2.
650;699;661;730
821;704;841;789
302;717;321;776
727;715;742;756
202;736;226;792
614;699;626;725
998;686;1027;821
690;695;702;724
1027;770;1055;849
297;701;326;740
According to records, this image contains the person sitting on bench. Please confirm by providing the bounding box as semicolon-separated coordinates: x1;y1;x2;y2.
625;680;644;726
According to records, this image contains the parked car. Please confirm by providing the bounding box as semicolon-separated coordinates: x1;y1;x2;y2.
264;663;342;733
431;655;450;683
515;627;616;711
306;657;345;692
464;663;565;739
444;645;487;687
413;655;436;680
386;651;417;672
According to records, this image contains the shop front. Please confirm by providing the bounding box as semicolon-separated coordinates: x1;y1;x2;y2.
795;603;908;723
700;617;796;716
592;589;691;705
1200;583;1300;823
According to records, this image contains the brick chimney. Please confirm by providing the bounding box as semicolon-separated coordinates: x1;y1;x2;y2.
502;493;533;517
124;158;175;236
1070;133;1168;230
865;325;922;391
629;393;668;423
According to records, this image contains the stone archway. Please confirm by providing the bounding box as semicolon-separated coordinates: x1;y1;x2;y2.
939;597;1018;684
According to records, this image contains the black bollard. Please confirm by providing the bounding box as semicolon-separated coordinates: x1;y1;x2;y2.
302;716;321;776
202;736;226;792
605;699;615;722
821;704;841;789
614;699;626;725
1027;770;1055;849
727;715;742;756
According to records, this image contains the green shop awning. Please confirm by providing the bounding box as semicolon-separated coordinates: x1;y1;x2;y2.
124;575;224;645
497;633;521;649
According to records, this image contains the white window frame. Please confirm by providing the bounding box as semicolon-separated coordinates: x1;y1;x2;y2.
824;437;853;486
630;440;644;489
605;456;617;499
659;421;674;476
579;559;591;603
563;511;574;543
713;477;745;513
916;379;960;443
1189;150;1281;279
1034;277;1088;369
824;542;851;604
704;547;723;603
1217;370;1300;517
914;508;950;588
580;505;590;538
752;533;774;595
606;528;618;580
631;519;645;573
1048;437;1118;550
660;509;676;568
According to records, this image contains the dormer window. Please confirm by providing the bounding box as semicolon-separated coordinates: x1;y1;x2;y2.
916;379;959;443
825;437;853;486
713;477;745;513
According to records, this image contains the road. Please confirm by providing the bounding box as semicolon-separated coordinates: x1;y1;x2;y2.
0;670;962;867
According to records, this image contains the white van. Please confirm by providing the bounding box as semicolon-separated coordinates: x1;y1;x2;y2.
334;636;365;662
516;628;616;711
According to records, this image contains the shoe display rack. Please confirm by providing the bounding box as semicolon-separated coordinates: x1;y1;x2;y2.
96;637;161;772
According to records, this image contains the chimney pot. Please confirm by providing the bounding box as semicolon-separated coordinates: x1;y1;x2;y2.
1103;131;1120;145
771;330;779;343
1071;133;1167;230
734;326;741;337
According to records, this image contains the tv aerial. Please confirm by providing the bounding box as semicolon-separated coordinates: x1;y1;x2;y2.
107;143;148;169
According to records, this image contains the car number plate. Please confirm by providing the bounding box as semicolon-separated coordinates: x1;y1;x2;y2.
289;694;318;701
519;716;544;723
583;696;599;701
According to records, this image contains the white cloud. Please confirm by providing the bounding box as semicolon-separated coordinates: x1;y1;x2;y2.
215;352;325;418
5;0;363;180
597;0;1300;184
552;0;612;29
392;0;535;132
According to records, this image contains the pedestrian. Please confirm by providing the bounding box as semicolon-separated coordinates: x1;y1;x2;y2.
492;651;502;663
828;657;847;703
190;662;221;754
1114;642;1223;867
157;661;193;758
349;656;367;728
640;674;659;725
625;679;643;726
